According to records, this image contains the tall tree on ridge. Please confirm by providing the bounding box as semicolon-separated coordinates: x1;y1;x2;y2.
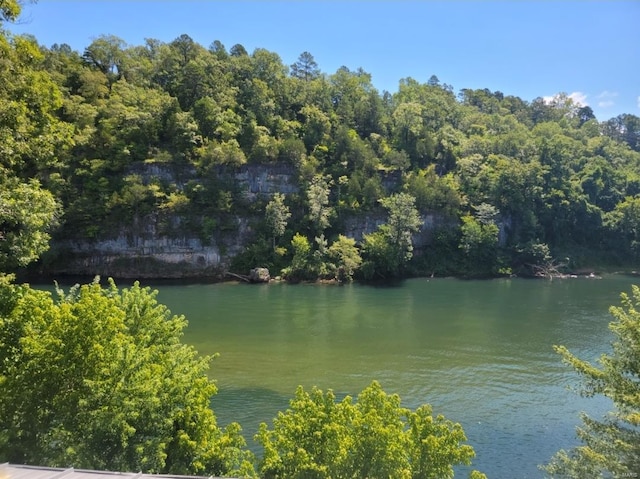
291;51;320;82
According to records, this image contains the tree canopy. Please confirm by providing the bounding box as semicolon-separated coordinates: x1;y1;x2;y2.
1;6;640;281
0;278;255;477
256;381;486;479
0;178;59;271
0;0;20;23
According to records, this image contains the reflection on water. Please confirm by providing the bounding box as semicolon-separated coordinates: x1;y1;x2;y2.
149;276;635;479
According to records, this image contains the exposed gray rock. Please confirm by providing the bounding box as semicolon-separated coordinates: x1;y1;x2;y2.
49;235;224;279
41;163;465;280
231;164;299;200
249;267;270;283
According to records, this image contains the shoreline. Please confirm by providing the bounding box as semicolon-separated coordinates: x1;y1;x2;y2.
18;268;640;288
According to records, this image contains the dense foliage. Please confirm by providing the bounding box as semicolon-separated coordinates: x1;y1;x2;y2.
0;178;59;271
0;1;67;273
2;6;638;475
2;2;640;279
0;277;255;476
544;285;640;477
256;381;486;479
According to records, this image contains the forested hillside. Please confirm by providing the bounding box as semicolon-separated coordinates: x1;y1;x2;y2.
2;6;640;279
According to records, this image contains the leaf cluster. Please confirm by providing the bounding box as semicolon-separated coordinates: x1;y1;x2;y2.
256;381;485;479
0;278;254;476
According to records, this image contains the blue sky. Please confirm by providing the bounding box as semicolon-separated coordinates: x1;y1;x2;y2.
8;1;640;120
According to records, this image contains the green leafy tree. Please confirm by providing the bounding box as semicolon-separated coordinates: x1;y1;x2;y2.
82;35;126;89
197;139;247;169
154;34;219;111
0;28;73;179
88;81;179;166
0;178;59;271
404;165;461;217
301;104;331;151
281;233;315;281
250;125;280;162
328;66;381;136
291;51;320;82
365;193;423;277
361;193;423;280
312;233;332;278
106;174;163;226
328;234;362;282
0;0;20;22
265;192;291;250
458;204;500;277
603;113;640;152
392;101;424;161
0;278;255;477
256;381;485;479
459;154;543;246
360;227;398;281
381;192;423;264
307;175;333;233
605;195;640;260
543;286;640;477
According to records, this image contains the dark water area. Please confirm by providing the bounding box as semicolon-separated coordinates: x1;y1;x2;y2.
40;274;639;478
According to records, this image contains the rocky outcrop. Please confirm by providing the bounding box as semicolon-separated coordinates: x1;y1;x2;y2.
48;235;225;279
343;212;454;244
249;267;270;283
231;164;299;200
132;161;299;200
41;163;460;279
43;210;457;279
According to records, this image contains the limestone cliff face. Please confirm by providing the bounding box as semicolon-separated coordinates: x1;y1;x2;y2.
49;214;254;279
45;163;292;279
43;163;455;279
51;236;225;279
232;164;300;200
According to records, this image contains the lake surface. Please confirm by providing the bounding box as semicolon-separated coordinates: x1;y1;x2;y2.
143;276;634;477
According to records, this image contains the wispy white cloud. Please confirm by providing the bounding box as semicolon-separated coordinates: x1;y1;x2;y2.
597;90;618;108
637;96;640;109
568;92;588;106
543;92;588;107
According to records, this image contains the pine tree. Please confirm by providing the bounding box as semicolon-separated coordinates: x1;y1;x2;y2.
544;285;640;477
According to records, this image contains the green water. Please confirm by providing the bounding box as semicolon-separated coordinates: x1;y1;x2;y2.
150;276;635;478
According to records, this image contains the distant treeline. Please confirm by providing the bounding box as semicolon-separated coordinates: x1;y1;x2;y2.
2;9;640;279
